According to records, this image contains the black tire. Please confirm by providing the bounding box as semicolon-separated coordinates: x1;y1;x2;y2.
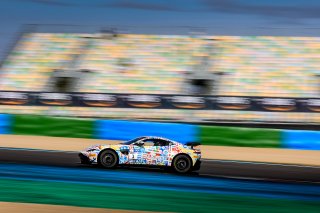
172;154;192;174
98;149;118;169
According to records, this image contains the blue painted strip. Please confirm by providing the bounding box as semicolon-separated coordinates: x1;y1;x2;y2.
282;130;320;150
95;120;198;143
0;114;11;134
0;163;319;201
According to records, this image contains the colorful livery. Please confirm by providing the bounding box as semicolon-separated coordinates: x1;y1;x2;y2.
79;136;201;173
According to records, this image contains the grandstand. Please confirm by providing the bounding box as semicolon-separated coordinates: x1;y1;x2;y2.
1;30;320;124
77;34;204;94
214;36;320;97
1;32;319;97
0;33;204;94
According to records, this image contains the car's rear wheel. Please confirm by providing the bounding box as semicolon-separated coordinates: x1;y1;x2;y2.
172;154;192;173
98;149;118;169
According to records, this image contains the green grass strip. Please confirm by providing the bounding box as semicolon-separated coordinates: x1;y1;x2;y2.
12;114;94;138
0;178;319;213
200;126;281;148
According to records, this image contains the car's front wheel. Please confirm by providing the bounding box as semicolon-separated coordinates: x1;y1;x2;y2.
98;149;118;169
172;154;192;173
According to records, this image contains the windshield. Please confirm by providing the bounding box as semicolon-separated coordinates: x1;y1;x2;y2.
121;136;146;145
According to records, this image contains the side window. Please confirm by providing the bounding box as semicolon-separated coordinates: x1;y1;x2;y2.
138;138;172;146
140;139;155;146
154;139;170;146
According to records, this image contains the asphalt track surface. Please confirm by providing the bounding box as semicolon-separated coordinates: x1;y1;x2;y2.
0;148;319;183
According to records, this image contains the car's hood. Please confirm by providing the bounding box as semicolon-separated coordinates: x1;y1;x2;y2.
84;144;123;151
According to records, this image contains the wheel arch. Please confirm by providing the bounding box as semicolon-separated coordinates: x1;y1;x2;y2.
98;148;119;164
171;153;193;166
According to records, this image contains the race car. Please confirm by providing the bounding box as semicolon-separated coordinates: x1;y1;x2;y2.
79;136;201;173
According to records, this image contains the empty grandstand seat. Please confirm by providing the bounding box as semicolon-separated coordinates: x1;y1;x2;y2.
0;33;319;97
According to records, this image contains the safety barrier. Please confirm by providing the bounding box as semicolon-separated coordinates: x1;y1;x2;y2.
95;120;197;143
282;130;320;150
0;114;11;134
12;114;94;138
199;126;281;148
3;114;320;150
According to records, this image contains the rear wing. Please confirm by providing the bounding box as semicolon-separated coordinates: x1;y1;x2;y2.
185;142;201;149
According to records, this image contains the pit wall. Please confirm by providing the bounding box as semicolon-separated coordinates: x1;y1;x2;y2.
0;114;319;150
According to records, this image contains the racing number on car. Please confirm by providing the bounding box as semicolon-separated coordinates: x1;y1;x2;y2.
129;153;139;159
129;146;144;164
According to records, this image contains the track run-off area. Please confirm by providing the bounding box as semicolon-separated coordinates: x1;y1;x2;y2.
0;148;319;183
0;148;319;212
0;146;319;212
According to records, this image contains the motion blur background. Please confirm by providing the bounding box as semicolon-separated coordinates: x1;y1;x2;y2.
0;0;320;213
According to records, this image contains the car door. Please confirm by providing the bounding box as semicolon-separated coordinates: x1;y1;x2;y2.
141;139;156;165
156;139;171;166
128;140;144;164
145;139;170;166
128;139;150;164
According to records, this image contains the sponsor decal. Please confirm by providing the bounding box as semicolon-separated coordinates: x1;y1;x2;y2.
80;93;117;107
124;95;161;108
259;98;296;111
215;96;251;110
170;96;206;109
38;93;72;106
304;99;320;112
0;91;318;113
0;91;29;105
120;145;130;154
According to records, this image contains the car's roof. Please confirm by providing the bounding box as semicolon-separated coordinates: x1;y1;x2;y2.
134;136;179;144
